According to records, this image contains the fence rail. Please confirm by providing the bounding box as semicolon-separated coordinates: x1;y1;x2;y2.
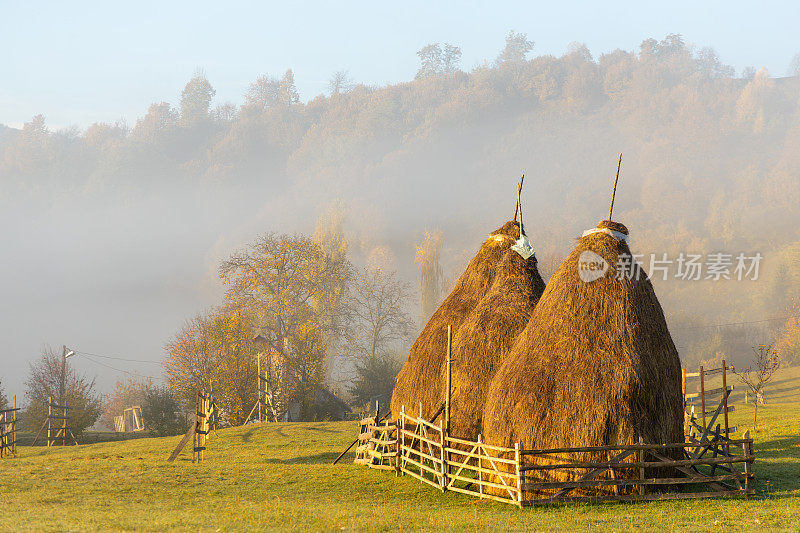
352;407;755;506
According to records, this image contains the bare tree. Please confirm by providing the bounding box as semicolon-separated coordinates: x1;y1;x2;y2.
24;345;102;435
415;43;461;79
787;52;800;77
0;379;7;411
343;267;413;362
328;70;354;95
733;344;780;431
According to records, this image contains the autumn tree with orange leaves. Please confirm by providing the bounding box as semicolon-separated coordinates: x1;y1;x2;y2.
219;232;351;419
164;308;258;425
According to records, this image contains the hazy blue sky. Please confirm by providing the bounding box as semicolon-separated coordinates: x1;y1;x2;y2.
1;0;798;129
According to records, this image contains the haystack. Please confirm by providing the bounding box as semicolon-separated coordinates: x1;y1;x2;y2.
391;220;545;425
481;219;683;493
448;234;545;440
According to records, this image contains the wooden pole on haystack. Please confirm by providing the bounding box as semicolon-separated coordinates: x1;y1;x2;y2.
513;174;525;237
257;354;262;423
608;153;623;221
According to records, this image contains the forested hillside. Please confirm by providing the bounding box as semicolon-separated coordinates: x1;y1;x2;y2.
3;34;799;372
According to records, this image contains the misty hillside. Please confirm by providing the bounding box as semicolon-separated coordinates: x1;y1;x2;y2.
2;34;800;380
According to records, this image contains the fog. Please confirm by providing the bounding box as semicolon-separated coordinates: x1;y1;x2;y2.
2;34;800;402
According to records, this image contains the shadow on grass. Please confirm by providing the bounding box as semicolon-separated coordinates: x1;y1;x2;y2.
264;451;340;465
240;427;258;442
306;425;338;433
754;435;800;459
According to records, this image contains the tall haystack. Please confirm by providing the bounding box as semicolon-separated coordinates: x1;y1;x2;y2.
482;219;683;491
391;220;545;424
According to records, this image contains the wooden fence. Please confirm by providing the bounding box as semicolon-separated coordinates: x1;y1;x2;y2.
354;408;755;506
0;397;19;458
683;360;736;444
32;396;77;447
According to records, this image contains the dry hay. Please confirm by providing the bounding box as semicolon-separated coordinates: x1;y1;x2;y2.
391;221;545;428
481;220;683;496
448;234;545;441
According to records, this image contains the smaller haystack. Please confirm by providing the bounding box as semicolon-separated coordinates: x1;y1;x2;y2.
448;228;545;441
482;219;683;494
391;220;541;422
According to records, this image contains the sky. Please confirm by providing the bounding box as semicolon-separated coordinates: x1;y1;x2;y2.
1;0;799;129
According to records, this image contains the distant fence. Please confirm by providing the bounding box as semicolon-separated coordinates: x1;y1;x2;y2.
0;397;19;458
354;407;755;506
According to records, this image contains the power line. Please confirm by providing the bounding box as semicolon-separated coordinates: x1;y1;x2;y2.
78;350;162;364
78;353;165;382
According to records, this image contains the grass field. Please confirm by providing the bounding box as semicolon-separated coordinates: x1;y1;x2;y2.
2;369;799;531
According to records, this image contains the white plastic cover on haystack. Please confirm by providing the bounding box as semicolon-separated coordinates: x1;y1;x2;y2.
511;234;535;259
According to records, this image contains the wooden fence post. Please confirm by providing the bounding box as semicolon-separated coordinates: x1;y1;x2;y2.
743;430;752;498
192;391;199;463
47;396;52;447
637;436;645;496
700;365;707;432
682;367;687;435
61;399;68;447
399;405;405;475
477;434;483;497
257;354;262;423
440;418;447;491
515;442;523;508
12;395;17;456
722;360;731;449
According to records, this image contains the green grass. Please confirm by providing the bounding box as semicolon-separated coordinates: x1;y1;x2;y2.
2;372;799;532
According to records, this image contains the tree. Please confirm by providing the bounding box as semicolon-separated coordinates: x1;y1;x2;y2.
776;299;800;366
132;102;178;141
180;69;216;126
441;44;462;74
415;43;462;79
343;267;413;362
206;307;258;425
415;230;444;320
219;232;351;419
213;102;238;123
24;345;102;435
696;47;735;79
0;378;7;411
164;308;258;426
348;353;403;409
244;75;281;111
496;30;534;66
416;44;442;79
141;385;186;436
736;67;772;133
733;345;780;431
314;201;351;339
101;377;152;429
787;52;800;77
328;70;354;95
278;69;300;106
